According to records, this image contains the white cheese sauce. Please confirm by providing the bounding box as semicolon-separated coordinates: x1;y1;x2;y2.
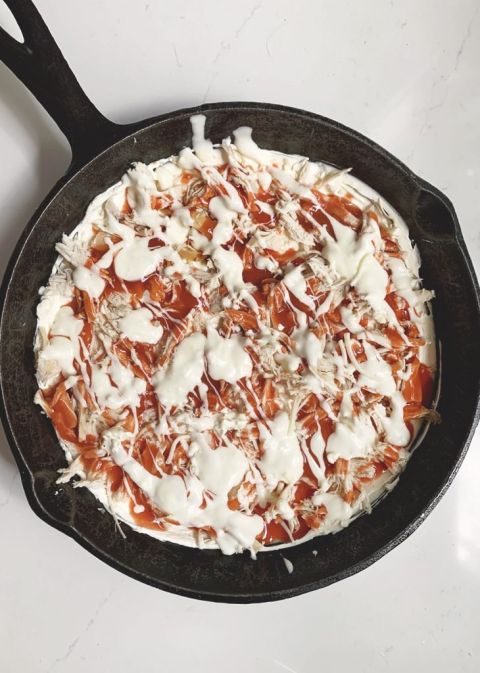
119;307;163;344
153;332;206;411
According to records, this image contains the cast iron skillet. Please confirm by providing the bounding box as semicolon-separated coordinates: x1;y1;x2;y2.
1;0;479;603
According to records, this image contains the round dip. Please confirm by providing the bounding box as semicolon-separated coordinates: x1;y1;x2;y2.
34;115;436;557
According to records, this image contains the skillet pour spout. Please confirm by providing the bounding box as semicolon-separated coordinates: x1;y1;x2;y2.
1;0;479;602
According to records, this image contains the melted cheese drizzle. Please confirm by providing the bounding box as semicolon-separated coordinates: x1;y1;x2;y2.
34;115;436;557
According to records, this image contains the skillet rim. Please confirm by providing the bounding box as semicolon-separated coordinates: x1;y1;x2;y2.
1;100;479;603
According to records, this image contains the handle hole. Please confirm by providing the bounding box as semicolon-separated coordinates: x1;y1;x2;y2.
0;1;24;43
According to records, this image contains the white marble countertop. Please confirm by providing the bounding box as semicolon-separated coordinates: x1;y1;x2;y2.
1;1;479;671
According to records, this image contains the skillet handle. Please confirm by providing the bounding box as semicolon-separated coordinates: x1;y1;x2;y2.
0;0;124;165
